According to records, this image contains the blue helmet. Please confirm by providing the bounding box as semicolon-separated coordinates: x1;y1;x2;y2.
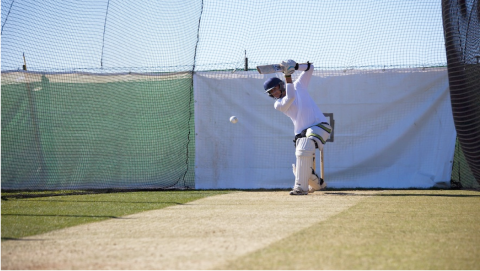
263;77;285;98
263;77;283;93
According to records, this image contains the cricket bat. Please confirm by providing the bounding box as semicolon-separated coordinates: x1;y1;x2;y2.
256;62;311;74
312;151;324;181
314;150;326;190
320;149;324;181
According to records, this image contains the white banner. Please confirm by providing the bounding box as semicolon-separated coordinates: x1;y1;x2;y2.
194;68;455;189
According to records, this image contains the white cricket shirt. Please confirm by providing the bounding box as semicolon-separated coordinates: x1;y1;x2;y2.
273;65;328;135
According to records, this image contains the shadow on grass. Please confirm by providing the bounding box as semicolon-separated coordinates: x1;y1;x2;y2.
323;192;480;197
1;214;126;218
377;193;480;197
0;188;207;200
1;237;46;241
3;199;187;204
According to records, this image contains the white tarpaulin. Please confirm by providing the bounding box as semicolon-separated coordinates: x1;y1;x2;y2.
194;68;455;189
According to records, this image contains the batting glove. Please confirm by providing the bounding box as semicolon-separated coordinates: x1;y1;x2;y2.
281;59;297;75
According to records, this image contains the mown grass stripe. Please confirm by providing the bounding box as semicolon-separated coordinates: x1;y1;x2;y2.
222;190;480;270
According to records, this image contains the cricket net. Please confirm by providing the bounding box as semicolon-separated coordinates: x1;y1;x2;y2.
442;0;480;189
1;0;478;191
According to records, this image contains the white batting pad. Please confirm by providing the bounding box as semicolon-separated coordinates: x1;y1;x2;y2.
295;138;315;191
293;161;323;192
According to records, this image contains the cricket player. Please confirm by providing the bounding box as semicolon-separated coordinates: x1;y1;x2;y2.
263;60;332;195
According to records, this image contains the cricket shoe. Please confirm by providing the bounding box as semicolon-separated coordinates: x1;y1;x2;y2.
289;187;308;195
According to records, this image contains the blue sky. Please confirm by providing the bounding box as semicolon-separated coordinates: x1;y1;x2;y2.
1;0;446;72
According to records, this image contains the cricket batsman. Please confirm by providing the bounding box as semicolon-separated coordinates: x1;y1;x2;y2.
263;60;332;195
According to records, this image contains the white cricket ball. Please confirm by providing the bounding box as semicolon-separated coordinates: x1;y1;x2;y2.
229;116;238;124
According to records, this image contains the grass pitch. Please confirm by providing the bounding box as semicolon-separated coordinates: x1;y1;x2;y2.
221;190;480;270
1;190;230;240
2;189;479;269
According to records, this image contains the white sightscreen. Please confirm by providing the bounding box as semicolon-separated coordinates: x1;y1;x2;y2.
194;68;455;189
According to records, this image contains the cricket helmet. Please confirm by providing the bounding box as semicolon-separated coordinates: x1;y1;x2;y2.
263;77;285;98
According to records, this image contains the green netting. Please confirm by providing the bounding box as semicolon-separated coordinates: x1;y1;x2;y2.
2;72;195;189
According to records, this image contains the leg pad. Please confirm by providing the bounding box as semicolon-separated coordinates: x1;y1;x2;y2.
294;138;315;192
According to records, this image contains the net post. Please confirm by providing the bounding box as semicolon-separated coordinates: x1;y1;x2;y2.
244;50;248;71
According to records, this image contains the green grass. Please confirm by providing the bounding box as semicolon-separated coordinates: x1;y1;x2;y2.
221;190;480;270
1;190;230;240
3;189;480;269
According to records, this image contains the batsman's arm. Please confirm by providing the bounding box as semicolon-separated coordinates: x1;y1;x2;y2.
285;74;293;83
282;60;312;83
274;82;296;112
296;62;312;71
295;63;314;89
